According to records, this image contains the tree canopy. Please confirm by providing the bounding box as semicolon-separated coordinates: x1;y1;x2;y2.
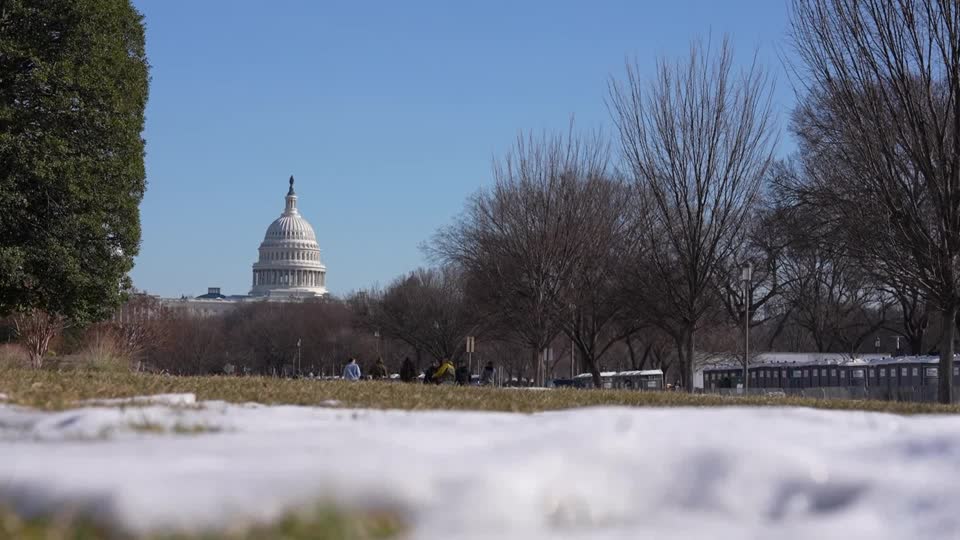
0;0;149;324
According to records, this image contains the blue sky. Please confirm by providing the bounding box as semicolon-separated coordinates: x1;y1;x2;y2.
129;0;795;298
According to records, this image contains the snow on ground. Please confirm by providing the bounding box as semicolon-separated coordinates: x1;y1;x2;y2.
2;398;960;540
78;393;198;407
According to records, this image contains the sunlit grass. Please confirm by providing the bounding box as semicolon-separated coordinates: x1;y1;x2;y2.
0;505;404;540
1;366;959;415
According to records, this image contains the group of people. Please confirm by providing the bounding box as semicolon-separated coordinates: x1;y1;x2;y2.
340;356;497;386
341;356;391;381
421;359;496;386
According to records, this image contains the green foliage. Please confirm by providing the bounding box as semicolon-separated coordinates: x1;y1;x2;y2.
0;0;149;324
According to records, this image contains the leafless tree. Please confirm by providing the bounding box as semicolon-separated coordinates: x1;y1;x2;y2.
562;174;640;387
363;266;478;366
782;247;891;355
714;178;800;372
111;292;170;371
431;128;611;386
148;314;224;375
13;309;66;368
609;37;778;390
789;0;960;402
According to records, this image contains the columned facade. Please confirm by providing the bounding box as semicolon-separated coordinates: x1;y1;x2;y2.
249;176;328;297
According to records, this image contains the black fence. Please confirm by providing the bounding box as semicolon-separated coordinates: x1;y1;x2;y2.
702;385;960;403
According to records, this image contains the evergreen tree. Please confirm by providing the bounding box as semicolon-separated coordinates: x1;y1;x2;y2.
0;0;149;334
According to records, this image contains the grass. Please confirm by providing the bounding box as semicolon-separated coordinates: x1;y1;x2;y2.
0;505;404;540
2;366;960;414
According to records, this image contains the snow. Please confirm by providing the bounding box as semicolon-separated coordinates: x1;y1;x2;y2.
79;393;198;407
2;399;960;539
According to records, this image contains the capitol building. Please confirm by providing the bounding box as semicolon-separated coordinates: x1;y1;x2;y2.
156;176;328;317
250;176;327;297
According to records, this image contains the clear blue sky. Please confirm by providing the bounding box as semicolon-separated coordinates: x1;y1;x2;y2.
129;0;795;298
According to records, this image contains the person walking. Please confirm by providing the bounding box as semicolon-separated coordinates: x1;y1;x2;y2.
480;361;495;386
370;357;388;379
342;358;361;381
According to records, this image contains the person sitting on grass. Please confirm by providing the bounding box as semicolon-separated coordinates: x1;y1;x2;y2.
423;361;440;384
432;359;456;385
342;358;361;381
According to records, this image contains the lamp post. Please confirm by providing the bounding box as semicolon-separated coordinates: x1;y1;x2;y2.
874;336;881;354
741;262;753;392
296;338;302;376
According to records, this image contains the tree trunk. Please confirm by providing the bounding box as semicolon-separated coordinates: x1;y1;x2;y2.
531;347;540;387
684;326;695;393
14;310;62;370
940;304;957;404
584;348;602;389
909;334;924;356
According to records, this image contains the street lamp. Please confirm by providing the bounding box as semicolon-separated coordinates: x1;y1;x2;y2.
741;262;753;392
874;336;881;354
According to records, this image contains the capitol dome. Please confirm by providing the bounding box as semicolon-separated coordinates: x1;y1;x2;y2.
250;176;327;297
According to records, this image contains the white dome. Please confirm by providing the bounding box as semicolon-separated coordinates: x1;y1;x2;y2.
249;176;328;297
263;214;317;243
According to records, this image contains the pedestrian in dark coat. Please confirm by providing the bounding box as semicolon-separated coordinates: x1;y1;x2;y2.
399;357;417;382
370;357;388;379
455;364;470;385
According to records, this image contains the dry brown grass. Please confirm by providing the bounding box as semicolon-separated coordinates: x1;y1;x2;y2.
0;344;28;369
1;367;959;414
0;504;404;540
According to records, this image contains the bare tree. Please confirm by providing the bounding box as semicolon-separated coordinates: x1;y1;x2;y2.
13;309;66;368
609;37;778;390
431;128;610;386
364;266;477;365
715;180;800;373
563;175;640;387
789;0;960;402
112;292;169;371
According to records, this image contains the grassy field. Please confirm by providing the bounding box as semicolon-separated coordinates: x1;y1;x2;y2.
2;366;960;414
0;505;403;540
